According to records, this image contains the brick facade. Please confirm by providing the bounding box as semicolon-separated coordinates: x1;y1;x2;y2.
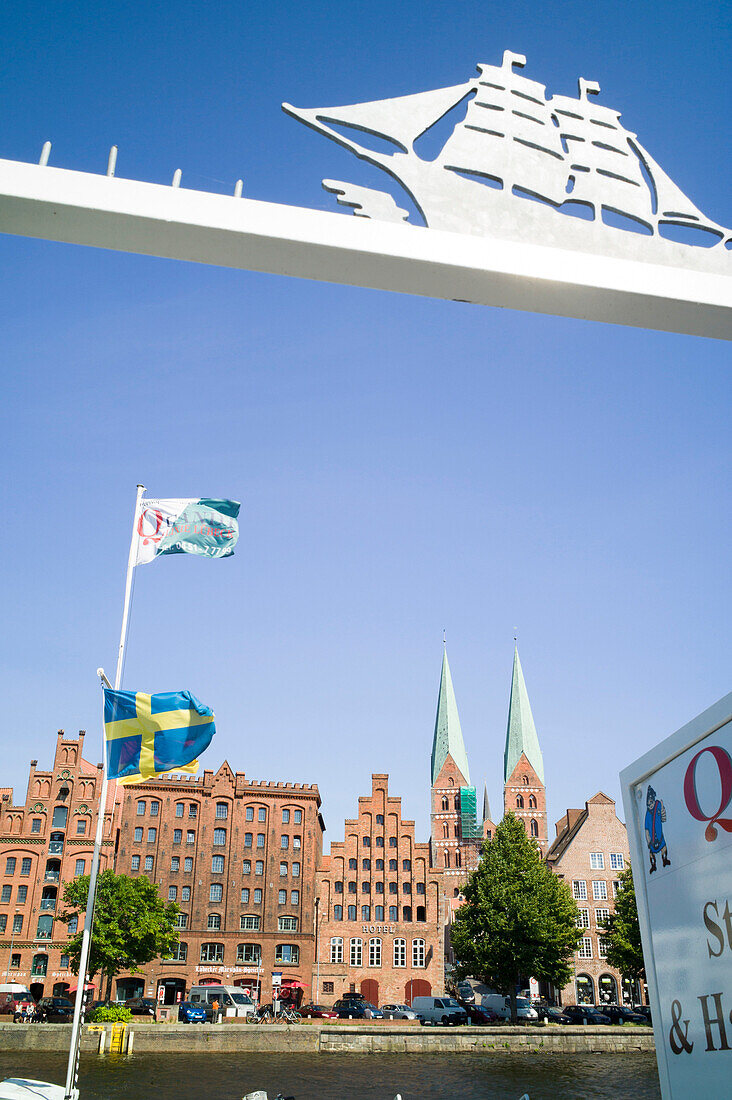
503;752;548;855
546;792;638;1007
0;731;116;999
315;775;444;1006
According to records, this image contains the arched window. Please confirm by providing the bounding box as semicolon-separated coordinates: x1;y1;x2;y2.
330;937;343;964
454;795;460;809
448;777;454;786
31;953;48;977
444;850;450;868
522;775;529;785
350;938;363;966
369;938;382;966
211;855;224;873
237;943;261;964
333;904;343;921
215;802;229;819
402;906;412;921
166;942;187;962
393;938;406;967
516;794;524;809
455;850;461;867
530;819;539;837
200;942;224;963
207;913;221;930
441;796;448;810
442;822;449;838
529;795;537;809
453;824;460;837
412;939;426;967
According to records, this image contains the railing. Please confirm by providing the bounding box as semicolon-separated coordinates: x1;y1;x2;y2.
36;929;53;940
45;871;60;882
40;898;56;910
48;842;64;854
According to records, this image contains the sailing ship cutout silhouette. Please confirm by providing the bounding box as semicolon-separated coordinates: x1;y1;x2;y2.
283;51;730;259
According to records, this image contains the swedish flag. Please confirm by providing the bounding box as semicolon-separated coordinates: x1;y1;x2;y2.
104;689;215;784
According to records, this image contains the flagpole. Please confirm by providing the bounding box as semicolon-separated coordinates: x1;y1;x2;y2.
63;486;145;1100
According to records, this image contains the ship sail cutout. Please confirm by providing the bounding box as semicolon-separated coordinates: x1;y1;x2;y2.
284;53;730;254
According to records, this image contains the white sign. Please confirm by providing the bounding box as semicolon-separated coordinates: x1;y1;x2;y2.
271;972;282;987
621;693;732;1100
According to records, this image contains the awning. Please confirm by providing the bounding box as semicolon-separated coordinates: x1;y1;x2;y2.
68;984;95;994
280;979;307;988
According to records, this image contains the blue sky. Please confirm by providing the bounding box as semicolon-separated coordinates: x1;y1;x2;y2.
1;0;730;847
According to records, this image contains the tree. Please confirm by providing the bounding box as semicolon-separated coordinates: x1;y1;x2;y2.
601;863;645;988
58;869;180;1000
450;813;582;1022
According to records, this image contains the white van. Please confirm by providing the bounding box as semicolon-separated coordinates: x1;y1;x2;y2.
411;995;468;1025
188;984;256;1019
481;993;538;1021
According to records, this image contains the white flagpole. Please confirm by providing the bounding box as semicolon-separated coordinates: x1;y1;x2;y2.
64;485;145;1100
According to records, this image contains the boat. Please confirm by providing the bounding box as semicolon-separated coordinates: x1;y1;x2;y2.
283;51;730;256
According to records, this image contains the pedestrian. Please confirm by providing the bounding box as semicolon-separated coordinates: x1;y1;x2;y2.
211;998;219;1023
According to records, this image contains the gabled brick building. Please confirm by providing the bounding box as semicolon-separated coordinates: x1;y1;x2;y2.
503;648;548;853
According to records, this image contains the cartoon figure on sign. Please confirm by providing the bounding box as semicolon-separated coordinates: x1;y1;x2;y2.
644;785;671;873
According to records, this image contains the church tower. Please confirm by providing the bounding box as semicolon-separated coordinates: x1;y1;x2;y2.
503;647;548;853
430;648;484;879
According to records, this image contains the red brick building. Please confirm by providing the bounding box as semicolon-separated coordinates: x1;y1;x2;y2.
502;649;548;853
546;792;638;1007
315;774;444;1006
0;731;116;1001
113;763;324;1004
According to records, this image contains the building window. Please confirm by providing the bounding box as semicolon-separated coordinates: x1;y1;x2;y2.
334;881;343;894
529;795;537;809
573;880;587;900
362;882;371;894
389;906;398;921
216;803;228;819
253;889;262;904
134;827;143;842
291;890;299;904
282;809;290;824
393;938;406;967
184;857;193;872
17;886;27;904
333;905;343;920
200;942;224;963
522;775;529;785
374;906;385;920
20;857;31;876
275;944;299;965
181;887;190;901
348;881;356;894
369;938;382;967
258;808;266;822
144;856;153;871
576;909;590;928
441;796;449;810
412;939;426;967
279;915;298;931
530;819;538;837
212;855;225;874
13;915;24;935
278;890;287;904
171;857;180;872
52;806;68;828
68;915;78;934
10;953;20;968
347;905;356;920
376;814;384;825
444;851;450;868
348;858;357;870
388;882;397;894
416;905;426;921
280;862;288;877
362;906;371;921
293;835;301;850
168;886;177;901
136;801;146;816
209;883;223;902
578;937;593;959
363;858;371;871
293;810;301;824
173;829;182;844
255;861;264;875
5;858;16;875
0;885;10;905
363;836;370;848
240;914;260;930
237;942;261;964
75;859;85;876
595;908;610;927
241;888;250;904
246;807;254;821
189;804;197;818
402;859;411;871
375;836;384;848
76;819;87;835
131;856;140;871
389;837;397;848
187;831;195;845
389;859;397;871
244;833;253;848
416;882;425;895
598;937;610;959
612;880;621;898
31;819;42;834
402;883;411;895
610;853;625;870
242;860;251;875
167;942;187;962
207;913;221;930
150;801;159;816
147;828;157;843
175;803;184;818
592;881;608;901
292;862;300;878
213;828;226;846
516;794;524;809
330;937;343;964
281;835;289;849
375;881;384;894
60;954;69;969
323;981;334;994
350;938;362;966
590;852;605;870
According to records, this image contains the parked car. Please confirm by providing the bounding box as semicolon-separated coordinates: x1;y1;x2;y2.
333;999;383;1019
596;1004;648;1025
456;981;476;1005
299;1003;339;1019
339;992;366;1003
36;998;74;1023
534;1006;572;1025
463;1004;500;1025
188;984;256;1019
633;1004;653;1024
124;997;158;1017
380;1003;421;1020
412;996;468;1026
0;987;35;1019
563;1005;612;1025
177;1000;207;1024
480;994;539;1022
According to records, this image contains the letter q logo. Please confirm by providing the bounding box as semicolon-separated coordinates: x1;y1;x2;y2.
683;745;732;842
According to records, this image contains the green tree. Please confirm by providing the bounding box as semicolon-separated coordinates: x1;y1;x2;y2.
600;864;645;986
450;813;582;1022
58;869;180;1000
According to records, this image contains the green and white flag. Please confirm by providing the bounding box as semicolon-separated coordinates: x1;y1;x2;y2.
134;498;240;565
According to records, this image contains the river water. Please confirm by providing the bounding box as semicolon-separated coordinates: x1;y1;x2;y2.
1;1051;660;1100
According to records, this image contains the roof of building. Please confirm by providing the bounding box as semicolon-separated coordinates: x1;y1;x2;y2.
431;648;470;786
546;791;618;864
504;647;544;785
482;783;491;824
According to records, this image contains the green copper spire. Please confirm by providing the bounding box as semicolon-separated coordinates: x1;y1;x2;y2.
504;647;544;784
431;648;470;786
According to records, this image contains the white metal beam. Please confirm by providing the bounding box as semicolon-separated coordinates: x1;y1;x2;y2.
0;157;730;339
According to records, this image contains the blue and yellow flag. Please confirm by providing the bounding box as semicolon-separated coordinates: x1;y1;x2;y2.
104;689;215;785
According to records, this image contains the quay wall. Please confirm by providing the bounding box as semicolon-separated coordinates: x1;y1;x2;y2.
0;1022;655;1055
